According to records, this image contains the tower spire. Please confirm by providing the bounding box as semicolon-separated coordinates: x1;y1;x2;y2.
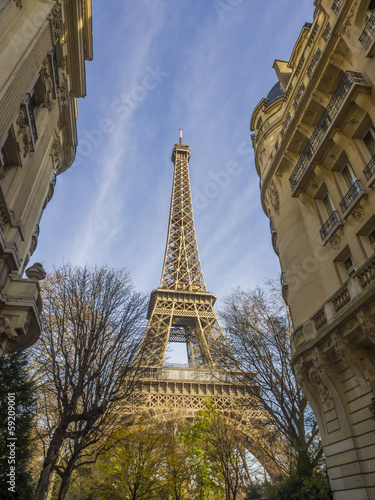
136;136;229;368
160;135;206;292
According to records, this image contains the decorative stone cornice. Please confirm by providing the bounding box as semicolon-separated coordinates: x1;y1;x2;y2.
57;71;69;110
266;179;280;216
41;57;55;112
51;132;63;170
48;2;63;44
16;108;32;157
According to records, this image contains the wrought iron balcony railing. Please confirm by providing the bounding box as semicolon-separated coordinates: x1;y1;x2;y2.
339;180;363;214
364;154;375;181
25;93;38;144
332;0;344;15
359;9;375;49
289;72;367;192
320;210;340;241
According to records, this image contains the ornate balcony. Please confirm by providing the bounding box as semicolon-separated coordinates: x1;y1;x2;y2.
331;284;350;313
312;307;327;330
289;72;368;194
320;211;341;242
332;0;344;15
339;180;364;215
363;154;375;184
356;254;375;289
359;9;375;50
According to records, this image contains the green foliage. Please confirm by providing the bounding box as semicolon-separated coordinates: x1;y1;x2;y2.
181;400;248;500
181;404;224;500
66;403;251;499
0;351;36;498
245;482;264;500
263;444;332;500
67;423;170;499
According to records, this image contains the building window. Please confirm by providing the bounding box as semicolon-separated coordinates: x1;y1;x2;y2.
334;247;357;283
342;163;356;189
323;193;334;217
344;255;356;277
364;124;375;157
369;228;375;249
319;191;341;242
0;129;19;179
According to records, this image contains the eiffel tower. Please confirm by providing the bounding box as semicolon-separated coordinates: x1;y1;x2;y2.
123;132;286;479
137;130;229;368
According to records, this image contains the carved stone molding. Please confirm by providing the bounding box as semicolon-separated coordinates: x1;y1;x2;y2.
312;90;326;105
357;311;375;343
45;184;54;209
51;133;63;170
310;370;330;403
41;58;55;112
0;315;18;344
293;356;308;387
57;73;69;109
267;179;280;216
312;348;326;373
329;234;341;250
28;235;38;257
257;146;266;168
284;151;298;164
328;152;338;161
328;54;346;70
336;0;358;39
48;2;63;44
16;108;32;157
321;75;333;85
297;123;312;137
351;204;365;223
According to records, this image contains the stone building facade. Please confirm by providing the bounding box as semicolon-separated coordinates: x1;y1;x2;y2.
251;0;375;498
0;0;92;355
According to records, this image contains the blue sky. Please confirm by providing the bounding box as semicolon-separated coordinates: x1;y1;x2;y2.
35;0;314;317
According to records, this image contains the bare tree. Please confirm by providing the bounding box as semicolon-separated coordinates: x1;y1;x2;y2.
32;264;147;500
219;282;319;469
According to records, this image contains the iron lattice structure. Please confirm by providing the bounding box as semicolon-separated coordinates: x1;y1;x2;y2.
123;133;287;479
137;133;230;368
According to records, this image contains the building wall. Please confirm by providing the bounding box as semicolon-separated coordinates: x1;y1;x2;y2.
0;0;92;354
251;0;375;498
